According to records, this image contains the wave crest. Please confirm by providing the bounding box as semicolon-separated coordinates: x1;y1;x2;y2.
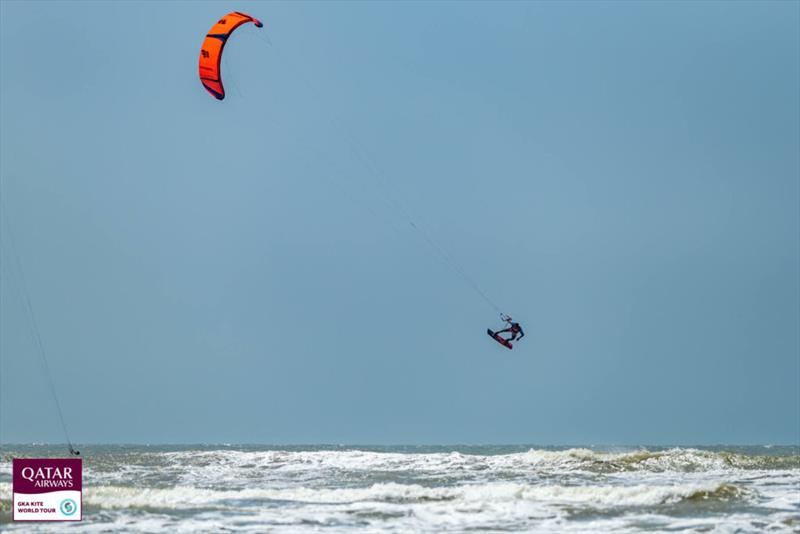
71;481;748;511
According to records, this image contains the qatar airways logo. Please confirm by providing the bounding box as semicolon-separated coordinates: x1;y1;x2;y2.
20;465;76;488
13;458;82;521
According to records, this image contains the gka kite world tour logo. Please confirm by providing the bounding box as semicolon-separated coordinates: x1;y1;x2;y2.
13;458;82;521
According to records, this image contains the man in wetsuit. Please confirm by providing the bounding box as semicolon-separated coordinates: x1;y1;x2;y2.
496;314;525;343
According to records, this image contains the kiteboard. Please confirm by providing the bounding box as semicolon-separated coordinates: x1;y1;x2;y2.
487;329;513;350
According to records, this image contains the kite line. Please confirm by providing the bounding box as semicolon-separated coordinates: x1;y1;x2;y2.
0;193;79;456
246;31;505;316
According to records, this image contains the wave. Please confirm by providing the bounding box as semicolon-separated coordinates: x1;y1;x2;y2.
512;448;800;473
148;447;799;478
88;481;751;509
3;446;797;477
0;480;748;511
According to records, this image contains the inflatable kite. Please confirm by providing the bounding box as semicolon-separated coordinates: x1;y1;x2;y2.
198;12;263;100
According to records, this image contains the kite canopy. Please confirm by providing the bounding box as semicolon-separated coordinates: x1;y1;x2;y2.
198;12;263;100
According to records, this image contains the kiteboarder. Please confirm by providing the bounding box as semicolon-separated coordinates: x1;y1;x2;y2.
495;314;524;343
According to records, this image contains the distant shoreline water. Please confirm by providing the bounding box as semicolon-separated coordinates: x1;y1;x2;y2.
2;444;798;533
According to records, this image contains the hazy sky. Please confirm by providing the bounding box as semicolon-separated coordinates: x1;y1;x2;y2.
1;1;798;445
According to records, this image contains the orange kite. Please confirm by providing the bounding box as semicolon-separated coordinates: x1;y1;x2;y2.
198;12;263;100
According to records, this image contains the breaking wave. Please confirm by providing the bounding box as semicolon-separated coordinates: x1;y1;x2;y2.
146;447;799;479
12;481;743;510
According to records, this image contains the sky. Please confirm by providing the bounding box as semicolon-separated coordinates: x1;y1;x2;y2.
1;1;798;446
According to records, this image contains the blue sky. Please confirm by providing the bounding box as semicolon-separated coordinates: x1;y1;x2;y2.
1;1;798;445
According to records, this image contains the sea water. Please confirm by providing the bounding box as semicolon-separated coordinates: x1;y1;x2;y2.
1;444;798;532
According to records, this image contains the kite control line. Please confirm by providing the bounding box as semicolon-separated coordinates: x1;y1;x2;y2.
1;195;79;457
263;40;506;316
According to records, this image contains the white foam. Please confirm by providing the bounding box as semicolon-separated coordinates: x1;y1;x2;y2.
76;480;746;509
148;447;792;482
2;448;796;533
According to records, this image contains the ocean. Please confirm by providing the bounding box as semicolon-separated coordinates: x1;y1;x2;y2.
1;444;798;533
